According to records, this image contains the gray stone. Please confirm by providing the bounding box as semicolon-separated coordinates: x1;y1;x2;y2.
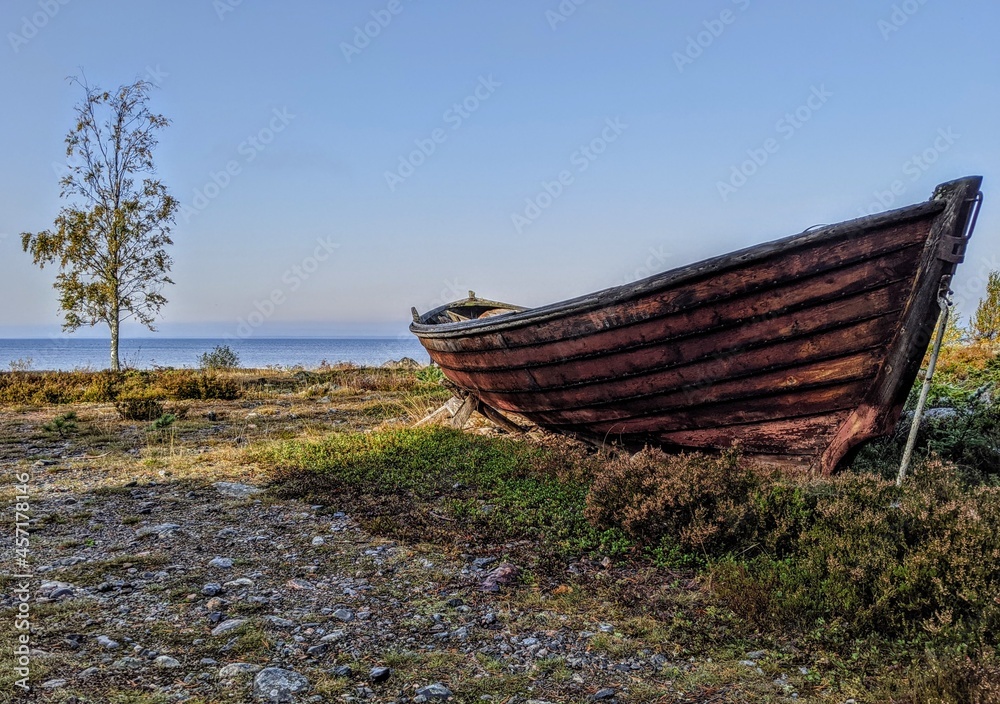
217;527;238;539
219;662;262;679
211;619;247;636
416;682;453;699
320;630;346;643
41;679;67;689
225;577;254;588
215;481;262;498
208;556;234;569
264;616;296;629
112;656;144;670
202;583;223;596
253;667;310;701
135;523;182;538
471;556;497;570
311;536;325;546
96;635;119;650
155;655;181;668
591;688;616;701
332;664;352;677
78;667;100;679
369;666;391;683
333;608;354;622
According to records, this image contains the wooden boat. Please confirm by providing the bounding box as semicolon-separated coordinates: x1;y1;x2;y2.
410;177;984;474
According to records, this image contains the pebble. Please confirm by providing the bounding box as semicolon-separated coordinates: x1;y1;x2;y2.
211;619;247;636
208;556;234;569
333;608;354;622
264;616;296;629
214;481;262;498
202;583;223;596
253;667;309;701
369;666;391;683
311;536;325;546
78;667;100;679
96;635;119;650
155;655;181;668
591;688;616;701
206;597;225;611
216;527;238;539
332;664;352;677
416;682;453;699
135;523;182;538
320;630;346;643
219;662;262;679
41;679;67;689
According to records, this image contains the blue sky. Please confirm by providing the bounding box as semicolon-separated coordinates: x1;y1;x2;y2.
1;0;997;338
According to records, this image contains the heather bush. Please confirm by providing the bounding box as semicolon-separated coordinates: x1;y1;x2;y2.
584;448;761;555
157;369;240;400
586;446;1000;649
115;396;165;421
713;460;1000;646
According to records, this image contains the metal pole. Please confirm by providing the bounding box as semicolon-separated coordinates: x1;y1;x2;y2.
897;296;950;486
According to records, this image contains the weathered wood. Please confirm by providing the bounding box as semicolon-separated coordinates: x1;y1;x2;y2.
410;177;983;473
477;403;527;434
449;395;477;429
413;396;462;427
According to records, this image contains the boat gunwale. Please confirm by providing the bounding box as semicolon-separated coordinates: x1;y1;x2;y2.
427;249;919;372
410;199;946;339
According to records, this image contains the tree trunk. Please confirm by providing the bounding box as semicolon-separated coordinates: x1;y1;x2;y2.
110;313;121;371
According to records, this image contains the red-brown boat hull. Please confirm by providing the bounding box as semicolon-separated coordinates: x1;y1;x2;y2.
411;178;983;474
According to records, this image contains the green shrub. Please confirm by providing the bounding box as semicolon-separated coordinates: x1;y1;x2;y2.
42;411;78;436
199;345;240;370
149;413;176;430
585;448;761;555
713;460;1000;646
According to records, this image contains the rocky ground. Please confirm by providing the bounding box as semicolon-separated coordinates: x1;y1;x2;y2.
0;392;852;703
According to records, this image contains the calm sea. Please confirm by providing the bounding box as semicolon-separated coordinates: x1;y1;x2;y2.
0;338;430;372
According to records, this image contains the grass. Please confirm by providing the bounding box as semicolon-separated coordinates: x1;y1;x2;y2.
256;426;630;565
